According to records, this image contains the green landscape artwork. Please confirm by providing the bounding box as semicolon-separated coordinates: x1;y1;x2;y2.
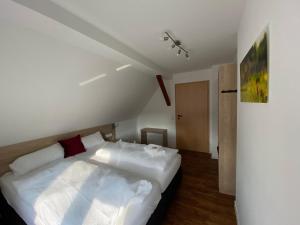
240;29;269;103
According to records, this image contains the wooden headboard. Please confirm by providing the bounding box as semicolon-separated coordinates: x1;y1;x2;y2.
0;123;115;176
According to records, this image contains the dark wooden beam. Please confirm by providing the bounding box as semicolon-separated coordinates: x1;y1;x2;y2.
156;75;171;106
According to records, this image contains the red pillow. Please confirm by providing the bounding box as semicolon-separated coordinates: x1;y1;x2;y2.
59;135;86;158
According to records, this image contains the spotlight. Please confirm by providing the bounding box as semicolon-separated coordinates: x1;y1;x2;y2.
177;49;181;56
160;31;190;60
160;35;169;41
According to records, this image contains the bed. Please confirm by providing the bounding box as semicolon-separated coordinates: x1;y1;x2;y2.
0;158;161;225
0;124;181;225
75;141;181;193
0;169;181;225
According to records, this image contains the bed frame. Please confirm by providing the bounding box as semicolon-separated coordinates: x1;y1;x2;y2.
0;168;182;225
0;124;115;176
146;167;182;225
0;123;182;224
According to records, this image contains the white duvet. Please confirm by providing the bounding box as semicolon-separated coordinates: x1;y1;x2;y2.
95;141;178;171
13;159;152;225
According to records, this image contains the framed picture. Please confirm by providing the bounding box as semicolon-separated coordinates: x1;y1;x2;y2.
240;28;269;103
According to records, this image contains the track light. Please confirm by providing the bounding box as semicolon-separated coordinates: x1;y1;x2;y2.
160;35;169;41
161;31;190;60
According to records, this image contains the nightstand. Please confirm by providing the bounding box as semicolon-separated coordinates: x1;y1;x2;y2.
141;128;168;147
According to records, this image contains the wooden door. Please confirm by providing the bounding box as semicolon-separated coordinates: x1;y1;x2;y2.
218;64;237;195
175;81;209;152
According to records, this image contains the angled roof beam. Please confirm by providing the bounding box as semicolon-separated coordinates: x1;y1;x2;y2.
156;75;171;106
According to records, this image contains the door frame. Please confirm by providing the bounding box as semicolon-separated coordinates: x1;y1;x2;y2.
175;80;210;152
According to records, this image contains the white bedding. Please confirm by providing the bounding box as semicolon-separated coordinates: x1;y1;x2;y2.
75;142;181;192
0;159;161;225
97;141;178;172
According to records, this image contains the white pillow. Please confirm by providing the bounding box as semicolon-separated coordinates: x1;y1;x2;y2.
9;143;64;175
81;132;105;150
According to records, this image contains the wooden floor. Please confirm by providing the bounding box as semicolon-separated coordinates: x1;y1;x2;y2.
162;150;237;225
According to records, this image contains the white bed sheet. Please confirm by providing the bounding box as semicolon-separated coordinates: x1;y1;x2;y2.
76;150;181;193
98;142;178;172
0;161;161;225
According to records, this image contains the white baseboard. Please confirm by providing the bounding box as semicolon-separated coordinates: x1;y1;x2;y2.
235;200;240;225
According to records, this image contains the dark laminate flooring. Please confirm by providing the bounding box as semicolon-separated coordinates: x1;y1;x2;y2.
162;150;237;225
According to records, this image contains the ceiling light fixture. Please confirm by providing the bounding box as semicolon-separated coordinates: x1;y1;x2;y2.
79;73;107;86
185;53;190;60
116;64;131;71
161;31;190;60
177;49;181;56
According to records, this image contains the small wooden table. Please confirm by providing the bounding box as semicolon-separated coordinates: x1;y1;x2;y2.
141;128;168;147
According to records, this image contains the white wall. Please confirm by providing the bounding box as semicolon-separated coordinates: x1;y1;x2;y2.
236;0;300;225
116;118;138;142
0;19;156;147
137;66;220;158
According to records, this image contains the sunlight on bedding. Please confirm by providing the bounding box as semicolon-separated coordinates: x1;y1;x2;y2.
83;200;127;225
12;159;152;225
92;149;113;163
93;141;178;171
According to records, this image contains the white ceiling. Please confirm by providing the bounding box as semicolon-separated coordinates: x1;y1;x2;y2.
3;0;166;76
50;0;245;73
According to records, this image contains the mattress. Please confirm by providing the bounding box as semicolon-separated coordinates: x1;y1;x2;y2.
0;163;161;225
76;150;181;192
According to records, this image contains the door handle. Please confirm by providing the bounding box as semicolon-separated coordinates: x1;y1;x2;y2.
177;114;183;120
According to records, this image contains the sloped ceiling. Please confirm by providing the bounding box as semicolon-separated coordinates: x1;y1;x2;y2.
10;0;245;74
10;0;169;76
0;1;157;146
